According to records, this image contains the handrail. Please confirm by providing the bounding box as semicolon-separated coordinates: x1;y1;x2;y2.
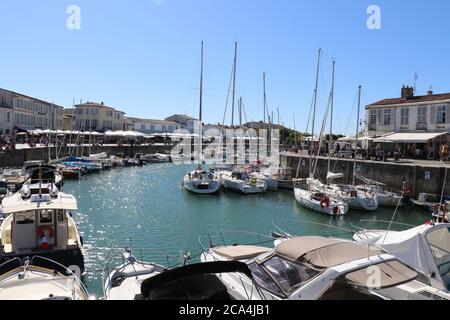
29;255;90;299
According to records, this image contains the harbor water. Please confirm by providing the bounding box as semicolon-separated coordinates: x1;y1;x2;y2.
63;163;430;297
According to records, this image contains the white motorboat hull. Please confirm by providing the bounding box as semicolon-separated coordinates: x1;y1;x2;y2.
222;179;266;194
294;188;348;216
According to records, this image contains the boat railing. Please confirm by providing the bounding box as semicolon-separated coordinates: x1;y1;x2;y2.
198;231;271;301
30;255;90;299
350;220;417;240
100;246;186;299
0;257;22;278
198;229;276;253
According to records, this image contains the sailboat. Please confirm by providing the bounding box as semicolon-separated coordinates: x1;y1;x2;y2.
182;41;221;194
293;52;348;216
323;86;379;212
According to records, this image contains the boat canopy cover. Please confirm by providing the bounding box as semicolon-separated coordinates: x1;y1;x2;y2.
326;172;344;181
344;260;417;289
213;245;272;261
276;237;380;267
276;237;343;263
140;261;252;299
373;224;447;277
302;242;379;269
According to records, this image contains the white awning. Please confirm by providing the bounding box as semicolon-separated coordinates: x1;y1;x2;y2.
373;132;448;144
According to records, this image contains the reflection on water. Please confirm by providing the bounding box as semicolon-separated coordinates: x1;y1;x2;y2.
63;163;429;297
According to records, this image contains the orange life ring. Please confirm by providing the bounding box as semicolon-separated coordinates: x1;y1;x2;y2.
320;197;330;209
38;226;55;239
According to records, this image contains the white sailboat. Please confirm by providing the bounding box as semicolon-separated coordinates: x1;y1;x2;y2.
324;86;379;212
293;52;347;216
354;175;403;207
182;41;221;195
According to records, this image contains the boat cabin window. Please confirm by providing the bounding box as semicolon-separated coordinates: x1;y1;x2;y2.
426;226;450;290
39;210;54;224
262;256;319;293
57;210;65;222
15;211;35;225
248;262;284;297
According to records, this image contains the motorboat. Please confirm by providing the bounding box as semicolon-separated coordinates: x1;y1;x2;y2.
110;154;127;167
221;171;267;194
23;164;64;192
154;153;172;163
143;154;167;163
0;184;85;275
103;247;166;300
0;256;90;300
294;186;348;216
250;171;278;191
353;222;450;299
200;235;435;300
183;166;221;194
103;247;259;300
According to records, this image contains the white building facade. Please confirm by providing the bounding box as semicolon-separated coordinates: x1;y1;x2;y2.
365;86;450;137
126;117;184;134
72;102;125;132
0;88;63;134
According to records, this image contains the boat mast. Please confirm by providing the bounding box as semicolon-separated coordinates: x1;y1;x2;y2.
263;72;267;124
239;97;243;128
309;48;321;179
327;59;336;176
353;85;362;186
199;41;204;123
231;42;237;128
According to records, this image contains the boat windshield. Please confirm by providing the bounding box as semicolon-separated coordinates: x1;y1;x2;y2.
262;256;319;293
248;256;319;297
426;226;450;290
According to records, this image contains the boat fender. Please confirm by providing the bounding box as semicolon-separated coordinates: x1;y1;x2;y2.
320;197;330;209
250;178;257;185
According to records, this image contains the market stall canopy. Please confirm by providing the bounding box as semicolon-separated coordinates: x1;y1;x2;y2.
373;132;448;144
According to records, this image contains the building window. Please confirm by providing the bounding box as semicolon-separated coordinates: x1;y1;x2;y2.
400;108;409;126
383;109;391;125
369;110;377;125
437;105;447;124
6;112;10;123
92;120;98;128
418;106;427;123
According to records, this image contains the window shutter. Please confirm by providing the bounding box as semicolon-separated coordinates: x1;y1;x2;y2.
378;109;382;125
447;105;450;124
430;105;436;125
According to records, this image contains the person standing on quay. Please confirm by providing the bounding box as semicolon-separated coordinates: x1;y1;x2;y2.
440;143;449;163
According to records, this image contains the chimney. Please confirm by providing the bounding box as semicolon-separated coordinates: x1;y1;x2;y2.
401;85;414;99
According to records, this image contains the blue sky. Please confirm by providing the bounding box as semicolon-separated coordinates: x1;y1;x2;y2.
1;0;450;135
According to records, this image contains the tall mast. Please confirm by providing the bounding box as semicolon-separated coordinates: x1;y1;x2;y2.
263;72;267;124
239;97;243;128
309;48;321;179
327;59;336;176
231;42;237;127
353;85;362;186
293;113;297;147
199;41;204;122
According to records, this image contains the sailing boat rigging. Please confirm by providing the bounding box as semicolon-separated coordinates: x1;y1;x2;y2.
293;51;348;216
182;41;221;194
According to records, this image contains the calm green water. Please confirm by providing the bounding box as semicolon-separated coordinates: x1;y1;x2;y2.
62;164;430;297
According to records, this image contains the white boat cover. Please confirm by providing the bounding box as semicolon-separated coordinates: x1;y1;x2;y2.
373;224;436;276
326;172;344;181
213;246;271;261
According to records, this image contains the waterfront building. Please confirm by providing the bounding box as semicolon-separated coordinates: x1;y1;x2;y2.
125;117;184;134
72;102;125;132
365;86;450;159
165;114;198;133
0;88;63;134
